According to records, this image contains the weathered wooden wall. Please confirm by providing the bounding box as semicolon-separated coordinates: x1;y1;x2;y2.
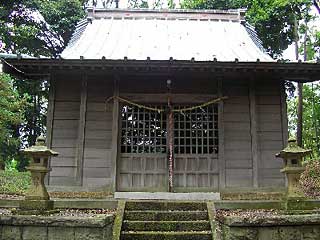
48;72;286;190
83;75;114;188
256;78;286;187
49;74;81;185
223;78;253;187
49;73;114;189
223;77;285;188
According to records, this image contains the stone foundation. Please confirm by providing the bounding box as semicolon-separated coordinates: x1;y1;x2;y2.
0;214;114;240
216;214;320;240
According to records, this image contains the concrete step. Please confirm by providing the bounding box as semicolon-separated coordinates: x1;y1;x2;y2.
121;231;212;240
126;201;207;211
115;192;220;200
122;220;211;231
124;210;208;221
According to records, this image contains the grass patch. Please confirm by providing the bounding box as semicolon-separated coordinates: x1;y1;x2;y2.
0;171;31;195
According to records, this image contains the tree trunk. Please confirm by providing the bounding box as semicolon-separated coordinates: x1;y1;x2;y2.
294;14;303;147
297;83;303;147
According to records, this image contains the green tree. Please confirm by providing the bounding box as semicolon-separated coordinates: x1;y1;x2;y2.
181;0;313;58
181;0;243;9
288;83;320;159
0;1;85;169
0;0;84;57
0;73;27;170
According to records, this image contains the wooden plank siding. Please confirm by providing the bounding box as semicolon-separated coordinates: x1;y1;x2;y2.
222;78;285;189
50;74;81;186
256;79;285;187
223;79;253;188
49;74;114;188
83;75;114;188
48;72;286;191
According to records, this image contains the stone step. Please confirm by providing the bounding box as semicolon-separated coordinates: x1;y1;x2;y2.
122;220;211;231
125;201;207;211
121;231;212;240
124;210;208;221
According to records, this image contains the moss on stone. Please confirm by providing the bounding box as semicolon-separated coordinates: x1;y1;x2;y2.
121;231;212;240
214;200;284;210
122;220;210;232
285;199;320;210
112;200;125;240
124;210;208;221
125;201;207;211
221;192;285;201
19;199;54;211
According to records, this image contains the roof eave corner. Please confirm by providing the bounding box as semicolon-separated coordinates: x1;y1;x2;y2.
239;8;247;23
86;6;94;19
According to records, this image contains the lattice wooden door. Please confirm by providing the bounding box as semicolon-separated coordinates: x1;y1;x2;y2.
173;105;219;192
118;105;167;191
118;104;219;192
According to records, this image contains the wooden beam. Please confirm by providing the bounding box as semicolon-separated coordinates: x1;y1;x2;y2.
75;74;88;186
111;76;120;192
280;79;288;147
249;78;259;188
218;77;226;189
46;74;55;185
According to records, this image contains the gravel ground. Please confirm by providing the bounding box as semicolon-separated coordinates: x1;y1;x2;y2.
0;192;113;199
0;208;115;217
0;194;24;200
0;208;12;215
216;209;281;221
51;208;115;217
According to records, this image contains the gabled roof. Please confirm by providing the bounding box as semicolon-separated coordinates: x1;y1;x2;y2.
61;8;273;62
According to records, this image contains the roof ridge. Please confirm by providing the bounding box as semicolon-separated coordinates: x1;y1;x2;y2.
86;8;246;22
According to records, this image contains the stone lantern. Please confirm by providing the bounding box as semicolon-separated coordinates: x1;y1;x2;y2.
20;136;58;211
276;138;311;198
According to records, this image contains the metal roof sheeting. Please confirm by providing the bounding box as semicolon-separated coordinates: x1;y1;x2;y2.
61;10;273;61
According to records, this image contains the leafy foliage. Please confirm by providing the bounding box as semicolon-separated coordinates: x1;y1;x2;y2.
14;79;48;145
181;0;314;58
0;170;31;195
0;0;84;56
0;1;84;169
0;73;27;169
181;0;243;9
300;160;320;198
287;83;320;159
12;78;49;170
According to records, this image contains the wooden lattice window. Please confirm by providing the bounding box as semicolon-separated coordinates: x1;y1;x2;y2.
120;104;219;154
121;105;167;153
173;105;218;154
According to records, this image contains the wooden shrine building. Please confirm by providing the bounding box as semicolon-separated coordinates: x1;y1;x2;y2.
3;7;320;193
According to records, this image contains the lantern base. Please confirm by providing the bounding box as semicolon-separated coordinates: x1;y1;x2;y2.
19;199;54;211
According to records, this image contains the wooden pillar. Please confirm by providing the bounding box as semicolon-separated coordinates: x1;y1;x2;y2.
75;74;87;186
111;76;120;192
218;77;226;189
280;79;288;147
46;74;55;185
249;78;259;188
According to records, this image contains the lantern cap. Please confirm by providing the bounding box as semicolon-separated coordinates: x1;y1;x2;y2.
276;138;311;158
22;136;59;156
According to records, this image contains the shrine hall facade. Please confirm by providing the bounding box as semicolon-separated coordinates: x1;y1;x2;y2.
4;8;320;192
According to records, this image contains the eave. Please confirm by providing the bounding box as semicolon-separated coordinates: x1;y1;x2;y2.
3;59;320;82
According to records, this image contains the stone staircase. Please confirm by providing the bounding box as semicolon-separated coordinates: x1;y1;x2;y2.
120;201;213;240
